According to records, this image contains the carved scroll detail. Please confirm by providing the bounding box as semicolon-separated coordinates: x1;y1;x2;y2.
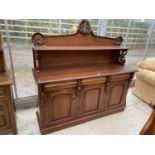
35;51;40;73
32;33;45;46
34;39;45;46
77;19;92;36
115;36;123;46
76;80;82;98
105;76;112;93
117;50;127;64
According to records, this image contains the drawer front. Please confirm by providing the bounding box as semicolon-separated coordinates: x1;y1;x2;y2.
80;77;106;85
110;73;131;82
42;77;107;92
42;80;77;92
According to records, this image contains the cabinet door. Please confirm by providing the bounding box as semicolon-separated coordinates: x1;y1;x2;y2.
79;84;105;117
42;87;77;126
105;81;128;110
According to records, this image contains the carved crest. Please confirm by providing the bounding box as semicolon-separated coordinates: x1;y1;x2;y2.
77;19;92;36
33;39;45;46
115;36;123;45
117;50;127;64
32;20;123;46
32;33;45;46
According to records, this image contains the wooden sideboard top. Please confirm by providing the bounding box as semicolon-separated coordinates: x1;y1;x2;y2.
33;46;128;51
33;63;137;84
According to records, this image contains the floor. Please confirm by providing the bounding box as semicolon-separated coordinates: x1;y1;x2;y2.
16;88;152;135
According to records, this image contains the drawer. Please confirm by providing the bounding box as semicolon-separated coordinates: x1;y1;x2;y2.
43;80;77;91
80;77;106;85
0;87;7;99
110;74;131;81
42;77;107;91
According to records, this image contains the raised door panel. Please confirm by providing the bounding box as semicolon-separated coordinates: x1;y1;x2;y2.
79;84;105;117
52;93;72;121
45;88;76;126
105;81;128;110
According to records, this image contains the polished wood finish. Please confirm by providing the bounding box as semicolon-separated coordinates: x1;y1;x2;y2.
32;20;136;134
139;101;155;135
0;34;7;73
0;33;17;135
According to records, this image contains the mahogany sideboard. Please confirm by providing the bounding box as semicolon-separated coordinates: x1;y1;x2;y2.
32;20;136;134
0;33;17;135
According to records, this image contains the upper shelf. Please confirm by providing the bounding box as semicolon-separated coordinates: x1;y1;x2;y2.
33;46;128;51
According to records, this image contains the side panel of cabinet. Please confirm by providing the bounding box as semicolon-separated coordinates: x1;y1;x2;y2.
105;81;128;110
79;84;106;117
0;99;11;132
0;85;17;134
0;86;11;133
